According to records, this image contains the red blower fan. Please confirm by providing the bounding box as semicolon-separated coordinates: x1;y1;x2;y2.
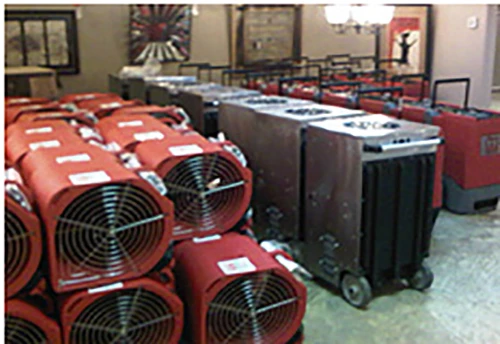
15;109;98;127
6;299;62;344
22;146;174;293
134;134;252;240
174;232;307;344
6;121;86;166
5;167;42;299
5;102;61;127
60;277;183;344
111;105;192;127
96;114;181;152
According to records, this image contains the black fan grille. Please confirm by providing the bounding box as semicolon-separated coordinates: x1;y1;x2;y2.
5;316;47;344
206;272;300;344
285;108;330;116
6;210;32;288
55;184;166;285
163;154;247;233
70;288;176;343
246;98;287;105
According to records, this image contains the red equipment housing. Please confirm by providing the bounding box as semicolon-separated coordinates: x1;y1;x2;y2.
22;146;174;293
96;114;181;151
5;96;51;107
60;277;183;344
174;232;307;344
6;120;85;166
135;134;252;240
15;109;98;127
6;299;62;343
111;105;192;127
59;92;122;105
77;98;144;119
5;102;61;127
440;110;500;189
5;167;42;299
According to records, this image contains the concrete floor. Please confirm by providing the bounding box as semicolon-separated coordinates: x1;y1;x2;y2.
301;207;500;343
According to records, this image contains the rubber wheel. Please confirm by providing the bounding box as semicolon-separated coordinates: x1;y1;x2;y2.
409;264;434;291
340;273;372;308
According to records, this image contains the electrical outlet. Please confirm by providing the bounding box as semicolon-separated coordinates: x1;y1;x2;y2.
467;16;479;30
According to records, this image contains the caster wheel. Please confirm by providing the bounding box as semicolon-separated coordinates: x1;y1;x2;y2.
409;263;434;291
340;273;372;308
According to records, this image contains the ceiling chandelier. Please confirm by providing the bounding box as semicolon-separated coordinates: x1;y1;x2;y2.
324;4;395;34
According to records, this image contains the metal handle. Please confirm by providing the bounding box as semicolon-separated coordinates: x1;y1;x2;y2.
357;86;403;95
222;69;254;86
363;138;443;153
431;77;470;109
320;80;362;89
178;62;210;77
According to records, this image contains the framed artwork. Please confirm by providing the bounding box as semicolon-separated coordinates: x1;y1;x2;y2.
233;5;302;66
379;5;431;75
5;10;80;74
129;4;193;64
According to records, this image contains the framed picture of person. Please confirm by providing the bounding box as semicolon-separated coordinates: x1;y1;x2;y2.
379;5;431;75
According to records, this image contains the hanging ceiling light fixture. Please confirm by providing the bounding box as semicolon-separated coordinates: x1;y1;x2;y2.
324;4;395;34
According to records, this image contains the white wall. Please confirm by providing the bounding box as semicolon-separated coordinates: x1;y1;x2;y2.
431;5;497;108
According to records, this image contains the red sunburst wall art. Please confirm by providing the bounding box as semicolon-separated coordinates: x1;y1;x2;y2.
129;4;192;64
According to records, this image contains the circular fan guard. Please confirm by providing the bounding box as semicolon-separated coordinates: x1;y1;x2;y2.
163;154;247;232
285;108;330;116
69;288;175;343
6;316;47;344
55;184;165;280
6;210;32;290
206;272;300;343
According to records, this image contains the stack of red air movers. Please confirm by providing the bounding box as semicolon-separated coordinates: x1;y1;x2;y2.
5;93;186;344
93;107;307;343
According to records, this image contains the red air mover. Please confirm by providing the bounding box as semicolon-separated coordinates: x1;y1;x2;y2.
112;105;192;127
59;92;122;105
135;134;252;240
23;147;173;293
77;98;144;119
6;121;85;166
5;97;51;108
5;168;42;299
60;277;183;344
5;299;62;344
174;232;307;344
5;102;61;127
96;114;181;151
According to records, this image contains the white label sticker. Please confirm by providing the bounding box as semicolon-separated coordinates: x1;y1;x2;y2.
25;126;53;134
29;140;61;151
217;257;257;275
118;120;144;128
88;282;124;294
56;153;91;164
169;144;203;156
77;94;97;101
8;98;30;104
100;102;122;109
69;171;111;186
193;234;222;243
5;168;23;184
134;131;165;142
37;112;66;119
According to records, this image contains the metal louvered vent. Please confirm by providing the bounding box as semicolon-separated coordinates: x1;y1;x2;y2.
70;289;175;343
163;154;246;232
245;98;287;105
206;272;300;344
6;210;31;287
5;316;47;344
55;184;165;284
285;108;330;116
344;121;400;130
